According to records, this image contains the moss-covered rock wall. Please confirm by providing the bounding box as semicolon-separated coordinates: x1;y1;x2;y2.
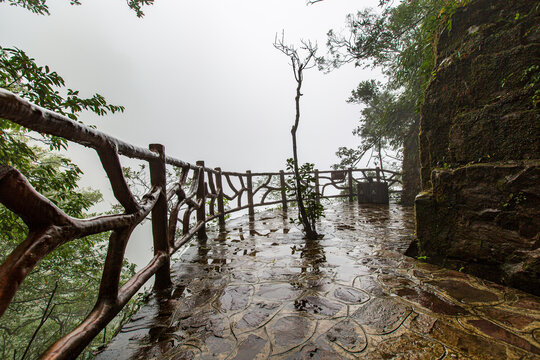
416;0;540;295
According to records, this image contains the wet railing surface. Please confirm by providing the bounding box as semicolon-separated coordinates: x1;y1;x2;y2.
97;203;540;359
0;89;401;359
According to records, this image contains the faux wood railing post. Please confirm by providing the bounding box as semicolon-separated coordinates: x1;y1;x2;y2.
246;170;255;218
215;167;226;227
149;144;171;290
196;161;207;241
348;167;354;202
280;170;288;210
314;169;320;204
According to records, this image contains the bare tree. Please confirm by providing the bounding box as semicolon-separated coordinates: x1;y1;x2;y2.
273;32;320;240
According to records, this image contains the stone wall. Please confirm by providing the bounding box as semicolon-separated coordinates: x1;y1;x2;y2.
415;0;540;295
400;118;421;206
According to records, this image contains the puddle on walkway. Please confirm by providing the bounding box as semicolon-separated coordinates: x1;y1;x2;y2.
97;202;540;359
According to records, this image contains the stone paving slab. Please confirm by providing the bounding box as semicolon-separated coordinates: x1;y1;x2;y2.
96;203;540;359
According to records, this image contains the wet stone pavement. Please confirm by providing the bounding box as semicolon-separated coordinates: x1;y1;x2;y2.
96;203;540;359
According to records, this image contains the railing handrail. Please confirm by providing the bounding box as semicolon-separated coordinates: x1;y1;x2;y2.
0;88;402;359
0;89;402;178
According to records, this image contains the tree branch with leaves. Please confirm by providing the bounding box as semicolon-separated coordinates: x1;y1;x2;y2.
320;0;452;204
0;0;154;17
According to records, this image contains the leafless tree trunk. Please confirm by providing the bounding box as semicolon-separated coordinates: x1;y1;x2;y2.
377;140;386;182
274;32;319;240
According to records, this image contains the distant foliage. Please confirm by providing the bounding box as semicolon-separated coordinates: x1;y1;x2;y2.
321;0;459;170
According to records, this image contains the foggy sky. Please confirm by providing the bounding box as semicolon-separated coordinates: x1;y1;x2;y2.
1;0;383;174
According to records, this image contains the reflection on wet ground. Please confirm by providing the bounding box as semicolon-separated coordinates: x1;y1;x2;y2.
97;203;540;359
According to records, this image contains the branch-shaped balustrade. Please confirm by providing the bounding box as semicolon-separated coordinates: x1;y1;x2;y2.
0;88;401;359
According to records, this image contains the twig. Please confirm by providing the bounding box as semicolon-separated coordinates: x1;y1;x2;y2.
21;282;58;360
